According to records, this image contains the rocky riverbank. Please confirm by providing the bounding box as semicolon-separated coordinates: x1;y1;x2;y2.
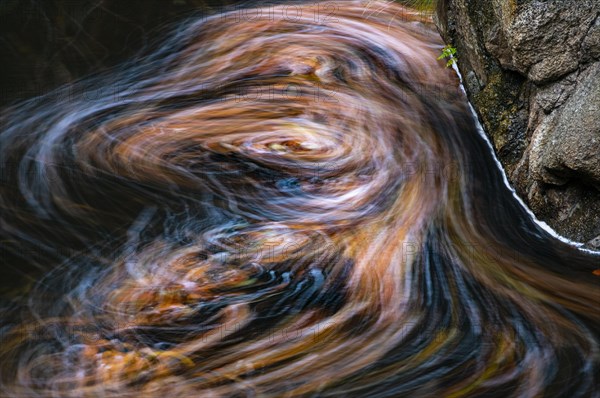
435;0;600;248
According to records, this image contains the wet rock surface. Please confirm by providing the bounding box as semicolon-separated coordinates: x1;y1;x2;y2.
436;0;600;247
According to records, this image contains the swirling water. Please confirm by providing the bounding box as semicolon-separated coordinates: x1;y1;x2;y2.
0;2;598;397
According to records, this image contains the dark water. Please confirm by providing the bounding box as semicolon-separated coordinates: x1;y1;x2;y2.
0;2;598;397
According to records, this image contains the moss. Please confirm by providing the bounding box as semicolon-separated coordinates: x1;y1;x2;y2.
473;70;527;165
395;0;437;12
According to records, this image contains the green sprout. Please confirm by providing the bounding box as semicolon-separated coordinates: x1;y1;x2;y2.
437;45;457;67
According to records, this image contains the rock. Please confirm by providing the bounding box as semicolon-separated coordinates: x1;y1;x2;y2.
437;0;600;247
588;235;600;250
534;73;576;114
582;16;600;62
534;63;600;190
507;1;596;83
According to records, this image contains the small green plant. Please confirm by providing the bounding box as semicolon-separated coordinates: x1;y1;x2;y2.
437;45;457;67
